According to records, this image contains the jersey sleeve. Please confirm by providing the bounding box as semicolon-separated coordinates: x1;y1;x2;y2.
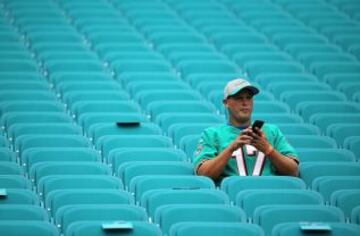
192;128;219;169
272;126;299;161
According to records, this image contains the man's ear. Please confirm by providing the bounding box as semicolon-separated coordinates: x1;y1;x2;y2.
223;98;228;108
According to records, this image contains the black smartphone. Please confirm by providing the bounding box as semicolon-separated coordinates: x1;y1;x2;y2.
116;121;140;127
252;120;264;132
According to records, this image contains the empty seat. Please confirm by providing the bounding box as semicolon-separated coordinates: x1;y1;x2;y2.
312;176;360;203
351;205;360;224
58;204;147;233
326;124;360;147
276;124;320;135
0;175;31;189
38;175;123;201
310;114;360;134
109;148;186;172
272;222;360;236
300;162;360;186
129;175;215;202
0;162;23;175
88;122;162;144
15;135;91;156
0;101;65;116
66;221;161;236
154;204;246;236
29;162;111;185
253;205;345;236
0;148;15;162
220;176;306;203
331;189;360;220
117;161;194;188
0;205;48;221
47;189;134;217
286;135;337;149
235;189;324;219
344;136;360;161
297;148;356;163
0;221;59;236
169;222;264;236
1;112;73;132
21;147;100;172
97;135;173;160
0;189;39;205
147;101;216;121
141;188;229;220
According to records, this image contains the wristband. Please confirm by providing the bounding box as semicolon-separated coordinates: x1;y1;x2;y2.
264;145;274;156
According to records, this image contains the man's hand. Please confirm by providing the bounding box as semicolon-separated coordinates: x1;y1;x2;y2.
228;127;253;152
246;127;272;154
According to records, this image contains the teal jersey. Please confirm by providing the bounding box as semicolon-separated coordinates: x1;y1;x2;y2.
193;123;298;181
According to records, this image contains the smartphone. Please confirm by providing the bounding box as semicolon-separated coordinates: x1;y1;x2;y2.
252;120;264;132
116;122;140;127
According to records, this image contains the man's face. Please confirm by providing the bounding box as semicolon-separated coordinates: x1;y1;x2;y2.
223;89;254;124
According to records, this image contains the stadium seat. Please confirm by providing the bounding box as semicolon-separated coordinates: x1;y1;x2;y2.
58;204;147;233
117;161;194;188
272;222;360;236
310;114;360;134
351;205;360;224
344;136;360;161
235;189;324;219
154;204;246;236
220;176;306;203
38;175;123;201
66;221;161;236
331;190;360;220
0;189;39;205
21;147;100;172
129;175;215;202
286;135;337;149
48;189;134;217
326;124;360;147
312;176;360;203
0;162;23;175
0;175;31;189
296;148;356;163
253;205;345;236
141;188;229;220
169;222;264;236
299;162;360;186
108;147;186;172
0;205;48;221
0;221;59;236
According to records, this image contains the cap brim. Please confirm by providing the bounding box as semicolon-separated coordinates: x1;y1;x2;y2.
229;85;259;97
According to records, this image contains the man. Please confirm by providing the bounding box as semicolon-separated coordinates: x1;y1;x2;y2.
193;78;299;183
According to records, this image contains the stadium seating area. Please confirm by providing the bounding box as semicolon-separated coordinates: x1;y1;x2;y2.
0;0;360;235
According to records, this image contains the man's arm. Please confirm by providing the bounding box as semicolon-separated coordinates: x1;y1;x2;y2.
250;127;299;177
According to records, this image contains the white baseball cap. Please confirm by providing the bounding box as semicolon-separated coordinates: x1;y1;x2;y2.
223;78;259;99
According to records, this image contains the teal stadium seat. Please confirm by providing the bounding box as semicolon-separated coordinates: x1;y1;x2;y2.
300;162;360;186
0;175;31;189
0;148;15;162
21;147;100;171
331;189;360;220
117;161;194;188
38;175;123;201
58;205;147;233
253;205;345;236
108;148;186;172
297;148;356;163
154;204;246;236
0;221;59;236
272;222;360;236
169;222;264;236
129;175;215;203
0;162;23;175
312;176;360;203
235;189;324;219
29;162;110;185
0;205;48;221
141;188;229;220
66;221;161;236
344;136;360;161
0;189;39;205
220;176;306;203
